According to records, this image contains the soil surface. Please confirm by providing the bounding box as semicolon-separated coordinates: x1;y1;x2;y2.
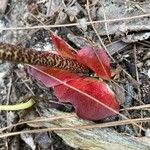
0;0;150;149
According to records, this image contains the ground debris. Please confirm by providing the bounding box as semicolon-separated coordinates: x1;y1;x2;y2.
0;0;150;149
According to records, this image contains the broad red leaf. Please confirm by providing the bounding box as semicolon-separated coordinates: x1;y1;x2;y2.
54;78;119;120
52;33;77;59
28;65;120;120
77;46;111;80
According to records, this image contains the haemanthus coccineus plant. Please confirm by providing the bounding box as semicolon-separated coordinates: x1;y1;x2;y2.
28;34;120;120
0;34;120;120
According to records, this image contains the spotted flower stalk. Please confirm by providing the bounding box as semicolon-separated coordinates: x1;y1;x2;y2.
0;42;91;74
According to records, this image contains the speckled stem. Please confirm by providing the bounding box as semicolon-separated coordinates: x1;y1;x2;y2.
0;43;91;74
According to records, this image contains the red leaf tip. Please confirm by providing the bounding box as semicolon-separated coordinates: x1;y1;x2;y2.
77;46;111;80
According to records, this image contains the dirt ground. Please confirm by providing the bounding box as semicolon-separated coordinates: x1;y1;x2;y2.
0;0;150;149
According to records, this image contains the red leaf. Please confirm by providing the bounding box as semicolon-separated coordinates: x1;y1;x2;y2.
28;65;120;120
77;46;111;80
28;65;80;87
52;33;77;59
54;78;119;120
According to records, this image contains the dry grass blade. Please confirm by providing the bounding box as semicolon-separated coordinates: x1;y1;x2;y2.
0;116;150;138
0;114;74;132
121;104;150;111
0;14;150;31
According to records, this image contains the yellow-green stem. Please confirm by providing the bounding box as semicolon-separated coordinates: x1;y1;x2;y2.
0;99;35;110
